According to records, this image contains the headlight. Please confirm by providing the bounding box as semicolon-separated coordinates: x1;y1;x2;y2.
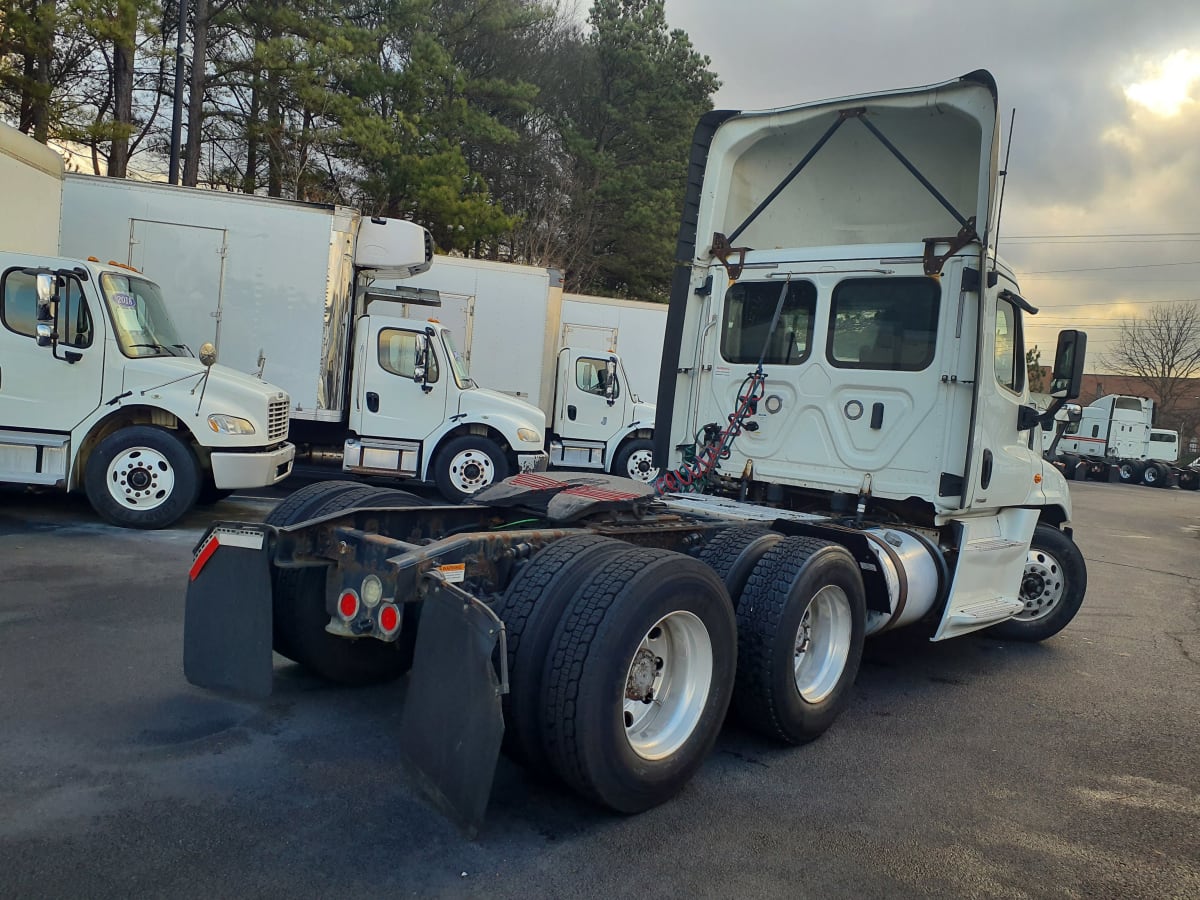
516;427;542;444
207;414;257;435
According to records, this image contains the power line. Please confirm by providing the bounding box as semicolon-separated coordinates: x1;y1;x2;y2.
1006;232;1200;240
1017;260;1200;275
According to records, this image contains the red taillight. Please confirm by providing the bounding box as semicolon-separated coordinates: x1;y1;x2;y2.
378;604;401;635
337;591;359;620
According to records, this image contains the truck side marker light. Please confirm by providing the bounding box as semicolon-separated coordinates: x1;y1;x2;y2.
338;590;360;620
378;604;401;635
1034;474;1042;484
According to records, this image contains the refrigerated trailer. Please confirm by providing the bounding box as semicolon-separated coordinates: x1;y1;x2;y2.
59;177;550;502
183;71;1091;832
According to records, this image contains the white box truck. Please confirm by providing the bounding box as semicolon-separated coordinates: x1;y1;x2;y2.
394;256;666;482
183;72;1095;832
58;176;550;502
0;123;295;528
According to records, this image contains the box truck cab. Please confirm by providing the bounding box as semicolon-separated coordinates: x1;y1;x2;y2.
343;296;548;501
0;252;295;528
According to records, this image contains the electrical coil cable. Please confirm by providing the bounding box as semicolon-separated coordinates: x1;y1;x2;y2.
654;278;790;495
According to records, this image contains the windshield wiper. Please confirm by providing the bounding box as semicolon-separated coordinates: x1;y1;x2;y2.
126;342;177;355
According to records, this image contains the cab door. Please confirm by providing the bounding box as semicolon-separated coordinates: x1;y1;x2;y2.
962;282;1043;511
556;347;625;443
0;267;104;432
350;317;448;442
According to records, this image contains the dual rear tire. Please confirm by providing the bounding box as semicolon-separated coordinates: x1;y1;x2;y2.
494;527;866;813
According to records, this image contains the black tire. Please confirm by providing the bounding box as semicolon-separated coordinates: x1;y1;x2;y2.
83;425;201;529
1178;469;1199;491
195;480;234;506
1141;462;1167;488
694;526;783;603
733;536;866;745
433;435;509;503
272;485;429;684
611;438;658;484
985;524;1088;642
539;547;736;813
492;534;629;768
1117;461;1144;484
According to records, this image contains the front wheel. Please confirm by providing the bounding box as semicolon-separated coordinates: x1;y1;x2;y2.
985;524;1087;642
612;438;658;483
83;426;200;529
433;436;509;503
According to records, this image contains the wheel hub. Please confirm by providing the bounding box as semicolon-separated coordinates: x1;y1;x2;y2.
448;449;495;493
1018;549;1065;621
792;586;852;704
622;611;713;761
107;447;174;511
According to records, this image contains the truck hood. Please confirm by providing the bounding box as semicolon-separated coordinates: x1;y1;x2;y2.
696;71;999;255
629;401;656;428
118;356;288;438
459;386;546;432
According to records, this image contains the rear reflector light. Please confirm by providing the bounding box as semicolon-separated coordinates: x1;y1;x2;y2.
378;604;401;635
337;591;360;620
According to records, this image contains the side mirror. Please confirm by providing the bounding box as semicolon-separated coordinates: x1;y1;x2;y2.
1049;329;1087;400
199;342;217;367
414;330;434;393
36;272;55;305
36;322;53;347
604;356;618;407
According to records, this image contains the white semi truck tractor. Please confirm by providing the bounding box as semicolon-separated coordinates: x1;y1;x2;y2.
182;71;1090;832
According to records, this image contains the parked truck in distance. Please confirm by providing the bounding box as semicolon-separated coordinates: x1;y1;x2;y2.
390;256;667;483
0;122;295;529
1046;394;1199;490
183;72;1092;832
59;177;551;503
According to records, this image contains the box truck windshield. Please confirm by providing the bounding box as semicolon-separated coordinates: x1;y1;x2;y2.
100;272;189;358
441;329;475;389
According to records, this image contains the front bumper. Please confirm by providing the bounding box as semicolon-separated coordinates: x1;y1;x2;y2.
210;442;296;489
516;450;549;474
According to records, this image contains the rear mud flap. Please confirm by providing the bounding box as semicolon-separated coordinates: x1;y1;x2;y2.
183;525;274;699
399;576;506;838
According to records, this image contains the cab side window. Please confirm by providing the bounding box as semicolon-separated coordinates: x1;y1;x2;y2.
1;268;94;348
576;358;618;398
994;297;1023;393
378;328;439;383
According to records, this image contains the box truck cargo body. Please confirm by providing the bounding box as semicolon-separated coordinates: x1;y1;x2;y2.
1;122;63;255
394;257;665;481
59;175;550;502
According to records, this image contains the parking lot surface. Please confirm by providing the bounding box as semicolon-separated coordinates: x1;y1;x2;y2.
1;481;1198;898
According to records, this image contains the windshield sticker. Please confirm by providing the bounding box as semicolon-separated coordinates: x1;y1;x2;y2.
113;293;137;308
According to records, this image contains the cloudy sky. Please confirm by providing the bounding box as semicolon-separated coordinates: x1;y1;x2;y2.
653;0;1200;365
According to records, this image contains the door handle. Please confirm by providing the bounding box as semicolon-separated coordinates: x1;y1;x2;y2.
567;404;577;421
981;449;993;489
870;402;884;429
366;391;379;413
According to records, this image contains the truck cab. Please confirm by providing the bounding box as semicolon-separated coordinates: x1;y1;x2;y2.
548;346;656;483
343;298;548;502
0;253;295;527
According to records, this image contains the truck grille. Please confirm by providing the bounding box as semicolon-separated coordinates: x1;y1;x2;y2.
268;398;290;442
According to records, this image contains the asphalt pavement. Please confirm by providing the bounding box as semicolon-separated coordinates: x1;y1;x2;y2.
1;480;1197;898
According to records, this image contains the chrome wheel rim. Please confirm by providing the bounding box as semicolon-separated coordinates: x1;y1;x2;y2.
794;586;853;703
1143;466;1159;484
107;446;174;511
622;611;713;761
1018;547;1065;621
446;448;496;494
624;448;659;483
